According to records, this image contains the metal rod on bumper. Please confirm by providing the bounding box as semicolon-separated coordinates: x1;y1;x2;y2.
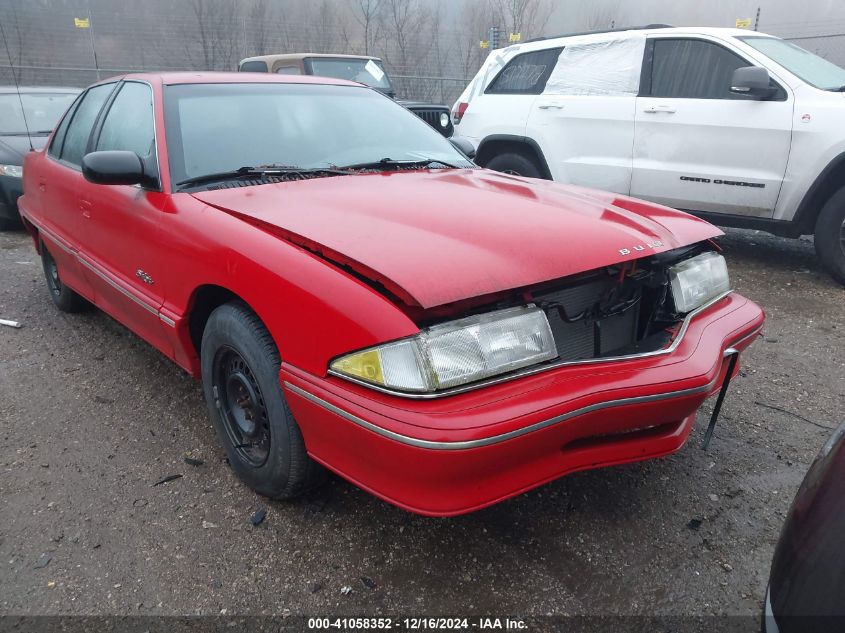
702;348;740;450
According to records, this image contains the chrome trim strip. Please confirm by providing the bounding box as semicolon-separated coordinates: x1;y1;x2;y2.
77;257;160;317
284;378;718;450
29;217;177;328
38;224;76;256
329;291;734;400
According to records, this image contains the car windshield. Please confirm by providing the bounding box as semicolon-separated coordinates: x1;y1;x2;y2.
738;36;845;90
307;58;393;92
163;83;472;185
0;92;78;135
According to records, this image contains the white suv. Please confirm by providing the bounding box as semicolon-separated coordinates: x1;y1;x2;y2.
454;26;845;285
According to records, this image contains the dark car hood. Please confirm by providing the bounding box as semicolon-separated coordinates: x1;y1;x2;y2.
396;100;449;110
0;135;48;163
191;169;721;309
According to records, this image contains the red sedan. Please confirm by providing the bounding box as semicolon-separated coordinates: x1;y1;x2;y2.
18;73;764;516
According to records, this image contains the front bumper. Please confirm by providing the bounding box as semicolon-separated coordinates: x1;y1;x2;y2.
0;174;24;221
282;292;764;516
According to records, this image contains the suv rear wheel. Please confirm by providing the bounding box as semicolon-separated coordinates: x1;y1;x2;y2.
485;152;543;178
814;187;845;286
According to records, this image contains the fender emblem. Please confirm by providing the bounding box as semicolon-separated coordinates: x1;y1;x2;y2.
619;241;663;256
135;269;154;285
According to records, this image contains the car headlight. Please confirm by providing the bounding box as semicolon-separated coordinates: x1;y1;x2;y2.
439;112;450;127
330;305;557;393
669;251;730;313
0;164;23;178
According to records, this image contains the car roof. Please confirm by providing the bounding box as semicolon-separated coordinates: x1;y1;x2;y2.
0;86;81;94
240;53;383;65
87;72;361;88
493;26;775;54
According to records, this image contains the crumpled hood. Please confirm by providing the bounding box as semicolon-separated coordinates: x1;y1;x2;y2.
192;169;721;308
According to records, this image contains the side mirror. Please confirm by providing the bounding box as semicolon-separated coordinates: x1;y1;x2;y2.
82;150;156;187
730;66;776;100
449;136;477;160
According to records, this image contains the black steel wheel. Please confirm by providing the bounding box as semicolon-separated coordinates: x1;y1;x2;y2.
40;243;90;312
201;302;325;499
212;347;271;468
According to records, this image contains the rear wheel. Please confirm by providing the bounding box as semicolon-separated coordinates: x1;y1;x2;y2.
40;243;90;312
485;152;543;178
201;302;324;499
814;187;845;286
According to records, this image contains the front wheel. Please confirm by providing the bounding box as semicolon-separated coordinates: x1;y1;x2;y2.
201;302;324;499
814;188;845;286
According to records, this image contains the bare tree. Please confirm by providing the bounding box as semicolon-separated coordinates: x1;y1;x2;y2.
350;0;383;55
378;0;433;74
186;0;243;70
489;0;553;41
582;0;622;31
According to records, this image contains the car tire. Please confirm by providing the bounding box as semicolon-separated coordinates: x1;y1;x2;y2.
41;243;90;313
485;152;544;178
201;302;324;500
814;187;845;286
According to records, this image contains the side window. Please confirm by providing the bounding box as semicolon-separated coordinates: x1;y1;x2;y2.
275;66;302;75
239;61;268;72
544;36;645;96
47;93;83;159
486;47;563;95
649;39;753;99
60;83;114;167
96;82;156;165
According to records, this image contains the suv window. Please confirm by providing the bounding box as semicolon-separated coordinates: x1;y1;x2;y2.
96;82;156;162
48;93;83;159
486;47;563;95
60;83;114;167
240;60;268;72
275;66;302;75
648;39;755;99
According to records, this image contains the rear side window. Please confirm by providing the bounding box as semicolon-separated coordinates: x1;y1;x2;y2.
486;47;563;95
96;82;156;162
48;94;83;159
60;83;114;167
275;66;302;75
649;39;752;99
239;61;268;72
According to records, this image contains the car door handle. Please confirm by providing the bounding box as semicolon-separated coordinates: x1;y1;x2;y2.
538;103;564;110
79;199;92;219
643;105;676;114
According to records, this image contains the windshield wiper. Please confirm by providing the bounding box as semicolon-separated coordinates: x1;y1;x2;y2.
337;157;460;171
175;165;351;189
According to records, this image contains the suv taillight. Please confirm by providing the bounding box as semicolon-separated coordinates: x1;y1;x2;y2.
453;102;469;124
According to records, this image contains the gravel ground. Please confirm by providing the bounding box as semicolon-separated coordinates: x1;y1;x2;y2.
1;226;843;619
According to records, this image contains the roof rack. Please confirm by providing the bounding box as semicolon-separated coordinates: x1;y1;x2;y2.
525;24;674;43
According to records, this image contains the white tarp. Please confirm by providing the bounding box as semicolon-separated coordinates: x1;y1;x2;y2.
543;35;646;96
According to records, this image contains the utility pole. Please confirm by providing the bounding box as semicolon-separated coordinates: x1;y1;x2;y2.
754;7;761;31
489;26;500;50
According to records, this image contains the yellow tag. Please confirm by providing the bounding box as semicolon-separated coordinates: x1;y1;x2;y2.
74;17;90;28
735;18;752;29
509;33;521;42
480;40;489;49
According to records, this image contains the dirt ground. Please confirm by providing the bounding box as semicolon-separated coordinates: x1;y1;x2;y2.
1;226;843;620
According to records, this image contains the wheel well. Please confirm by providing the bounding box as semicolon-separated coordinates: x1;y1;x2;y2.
796;155;845;235
187;285;245;356
475;138;552;179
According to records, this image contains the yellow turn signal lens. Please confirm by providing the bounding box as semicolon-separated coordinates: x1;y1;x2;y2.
331;349;385;385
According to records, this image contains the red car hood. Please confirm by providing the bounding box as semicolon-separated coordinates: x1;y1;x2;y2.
192;169;721;309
